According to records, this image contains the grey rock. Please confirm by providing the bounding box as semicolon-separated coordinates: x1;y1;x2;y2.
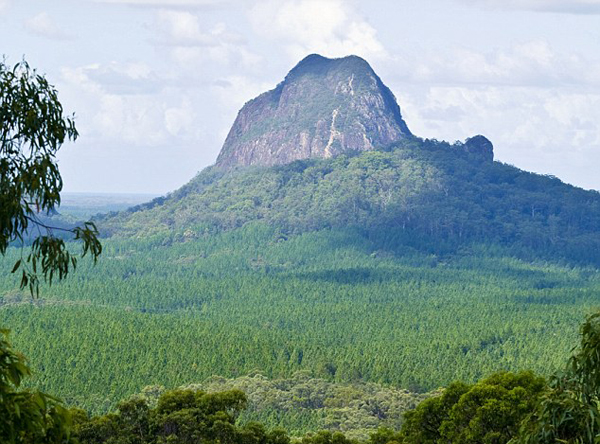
463;135;494;162
216;54;413;168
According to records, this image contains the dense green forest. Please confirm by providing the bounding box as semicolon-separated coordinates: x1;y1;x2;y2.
5;308;600;443
8;312;598;443
2;223;599;422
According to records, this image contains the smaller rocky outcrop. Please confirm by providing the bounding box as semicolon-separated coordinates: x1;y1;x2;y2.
463;135;494;162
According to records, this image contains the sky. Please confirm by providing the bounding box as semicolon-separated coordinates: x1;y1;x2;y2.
1;0;600;194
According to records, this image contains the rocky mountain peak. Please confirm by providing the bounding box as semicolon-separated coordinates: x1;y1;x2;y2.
285;53;372;80
216;54;413;168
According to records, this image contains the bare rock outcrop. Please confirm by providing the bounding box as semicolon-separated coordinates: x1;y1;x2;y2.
216;54;413;168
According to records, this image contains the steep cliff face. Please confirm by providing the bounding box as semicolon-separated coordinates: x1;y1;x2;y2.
216;54;413;168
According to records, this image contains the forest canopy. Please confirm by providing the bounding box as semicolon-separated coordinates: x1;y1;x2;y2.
103;137;600;267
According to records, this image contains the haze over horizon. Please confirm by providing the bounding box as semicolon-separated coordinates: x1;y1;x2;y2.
2;0;599;194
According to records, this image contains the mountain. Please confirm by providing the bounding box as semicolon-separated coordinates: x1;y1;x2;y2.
101;54;599;265
216;54;412;168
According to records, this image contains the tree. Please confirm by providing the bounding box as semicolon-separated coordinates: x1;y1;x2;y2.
512;311;600;443
301;430;356;444
439;372;545;444
399;381;470;444
1;58;101;296
74;388;256;444
1;57;102;442
399;372;545;444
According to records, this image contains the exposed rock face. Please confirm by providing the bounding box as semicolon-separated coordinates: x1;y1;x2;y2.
464;135;494;162
216;54;413;168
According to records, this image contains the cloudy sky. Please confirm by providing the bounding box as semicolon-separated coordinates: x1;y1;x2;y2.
2;0;600;193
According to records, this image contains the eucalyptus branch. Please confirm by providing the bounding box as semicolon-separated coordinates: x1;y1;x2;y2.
1;58;101;296
24;214;77;234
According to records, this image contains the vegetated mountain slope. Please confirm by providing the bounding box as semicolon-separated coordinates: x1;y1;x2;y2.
104;137;600;266
102;52;600;265
216;54;412;168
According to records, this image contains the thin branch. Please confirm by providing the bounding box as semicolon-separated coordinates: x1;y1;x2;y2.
24;215;75;234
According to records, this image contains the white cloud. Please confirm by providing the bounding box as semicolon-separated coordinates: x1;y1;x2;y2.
460;0;600;14
249;0;387;62
93;94;165;144
0;0;9;14
383;40;600;88
94;0;229;8
84;61;163;95
149;9;263;81
165;98;194;136
60;62;202;147
24;12;73;40
153;10;244;47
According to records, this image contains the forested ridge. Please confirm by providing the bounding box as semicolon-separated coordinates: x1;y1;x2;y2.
103;137;600;266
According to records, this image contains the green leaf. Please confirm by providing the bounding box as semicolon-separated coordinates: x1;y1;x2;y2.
11;259;21;273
